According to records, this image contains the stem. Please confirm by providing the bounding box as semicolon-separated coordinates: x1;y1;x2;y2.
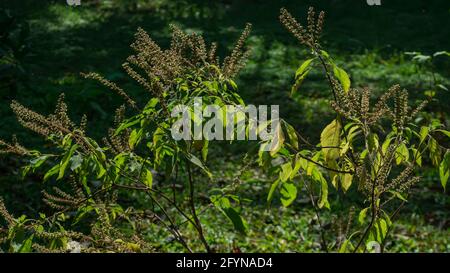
353;128;380;252
315;49;359;169
173;165;178;202
112;181;197;229
316;52;338;101
147;192;193;253
186;161;211;253
289;144;353;174
102;157;194;252
353;180;377;253
303;179;329;253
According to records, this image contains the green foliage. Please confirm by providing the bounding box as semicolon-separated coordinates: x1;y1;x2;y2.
0;4;448;253
257;6;449;253
0;20;253;253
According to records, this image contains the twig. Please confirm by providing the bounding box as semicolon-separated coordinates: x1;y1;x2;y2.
303;179;329;253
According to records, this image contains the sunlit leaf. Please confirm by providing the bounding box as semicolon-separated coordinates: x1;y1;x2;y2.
395;143;409;165
144;169;153;189
320;119;341;163
411;148;422;166
267;179;280;203
29;155;49;170
433;51;450;57
311;169;329;209
280;182;297;207
291;58;315;95
358;207;369;225
269;122;285;157
279;162;293;182
439;152;450;190
341;173;353;192
18;235;34;253
186;153;212;178
436;129;450;138
333;65;351;93
419;126;429;143
283;121;299;150
58;144;78;180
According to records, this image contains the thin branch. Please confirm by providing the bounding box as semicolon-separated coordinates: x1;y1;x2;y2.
303;179;329;253
186;161;212;253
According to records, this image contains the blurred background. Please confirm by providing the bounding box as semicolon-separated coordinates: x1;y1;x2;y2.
0;0;449;252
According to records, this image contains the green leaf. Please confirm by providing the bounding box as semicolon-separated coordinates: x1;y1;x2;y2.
428;137;441;166
29;155;49;169
338;239;353;253
186;153;212;178
341;173;353;192
320;50;330;58
395;143;409;165
295;58;315;80
129;129;143;150
411;148;422;166
367;133;379;152
436;129;450;138
358;207;369;225
223;206;247;234
279;162;293;182
291;155;304;179
73;205;94;225
269;122;285;157
267;179;280;203
211;196;247;234
283;121;299;150
320;119;342;163
58;144;79;180
389;190;408;201
307;152;321;176
433;51;450;57
437;84;448;92
312;169;329;209
291;58;315;95
412;54;431;63
95;161;107;179
381;137;393;154
144;169;153;189
373;218;388;243
114;115;142;136
44;164;60;182
18;235;34;253
333;65;351;93
318;176;329;209
366;241;381;253
439;152;450;190
280;182;297;207
424;90;436;97
227;79;238;90
419;126;429;143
